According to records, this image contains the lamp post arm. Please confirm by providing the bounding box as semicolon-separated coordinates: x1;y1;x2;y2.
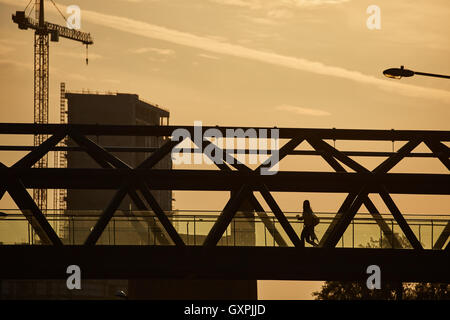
413;71;450;79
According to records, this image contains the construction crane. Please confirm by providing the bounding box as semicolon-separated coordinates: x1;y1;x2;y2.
12;1;93;212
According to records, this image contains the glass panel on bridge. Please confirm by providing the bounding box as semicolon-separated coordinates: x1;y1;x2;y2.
0;209;448;249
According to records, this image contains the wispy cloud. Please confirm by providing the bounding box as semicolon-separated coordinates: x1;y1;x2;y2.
210;0;348;24
54;51;102;61
101;79;121;84
209;0;350;10
114;0;144;3
0;58;31;69
51;66;88;81
75;6;450;103
266;9;293;19
209;0;262;10
246;16;278;25
198;53;220;60
131;47;175;56
66;73;88;81
0;44;15;55
2;0;449;104
288;0;351;7
276;104;331;116
0;38;27;46
0;58;87;83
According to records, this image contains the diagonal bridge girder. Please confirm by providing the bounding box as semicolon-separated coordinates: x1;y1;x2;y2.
310;136;424;249
0;124;449;250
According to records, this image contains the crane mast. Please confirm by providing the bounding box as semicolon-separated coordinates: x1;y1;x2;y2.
12;0;93;214
34;0;49;210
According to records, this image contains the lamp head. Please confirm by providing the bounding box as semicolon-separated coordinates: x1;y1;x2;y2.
383;65;415;79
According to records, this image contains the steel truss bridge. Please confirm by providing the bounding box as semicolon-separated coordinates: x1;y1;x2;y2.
0;123;449;283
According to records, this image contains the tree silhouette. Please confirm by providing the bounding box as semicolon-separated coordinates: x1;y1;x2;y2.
313;235;450;300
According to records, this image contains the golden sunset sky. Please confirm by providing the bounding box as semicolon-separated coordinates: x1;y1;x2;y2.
0;0;449;299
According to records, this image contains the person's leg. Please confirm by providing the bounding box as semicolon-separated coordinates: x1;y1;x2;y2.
304;226;316;246
300;227;307;246
307;226;319;246
311;228;319;243
311;236;319;246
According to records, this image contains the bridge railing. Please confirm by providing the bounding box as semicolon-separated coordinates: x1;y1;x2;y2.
0;210;448;249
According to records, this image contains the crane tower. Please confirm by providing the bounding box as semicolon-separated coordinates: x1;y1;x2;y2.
12;0;93;211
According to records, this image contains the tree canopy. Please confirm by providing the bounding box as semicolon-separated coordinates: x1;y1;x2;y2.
313;235;450;300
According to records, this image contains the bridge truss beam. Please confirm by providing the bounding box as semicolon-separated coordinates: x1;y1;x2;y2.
0;123;449;251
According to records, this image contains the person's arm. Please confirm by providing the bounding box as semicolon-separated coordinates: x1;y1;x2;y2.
296;214;304;221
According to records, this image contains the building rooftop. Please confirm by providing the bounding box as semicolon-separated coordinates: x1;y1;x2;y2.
65;89;170;116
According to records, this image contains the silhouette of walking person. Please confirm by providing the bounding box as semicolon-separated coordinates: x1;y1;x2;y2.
296;200;319;247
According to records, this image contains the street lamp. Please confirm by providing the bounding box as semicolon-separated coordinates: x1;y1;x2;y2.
383;65;450;80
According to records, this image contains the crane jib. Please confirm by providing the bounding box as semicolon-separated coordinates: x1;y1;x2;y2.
10;2;94;212
12;11;93;45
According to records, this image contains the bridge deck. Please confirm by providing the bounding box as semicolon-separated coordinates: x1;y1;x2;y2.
1;124;448;283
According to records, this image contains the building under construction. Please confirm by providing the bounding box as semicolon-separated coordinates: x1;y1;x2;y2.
1;89;257;299
2;90;174;299
62;90;172;245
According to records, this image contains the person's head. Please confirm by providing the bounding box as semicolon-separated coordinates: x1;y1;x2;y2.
303;200;311;211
